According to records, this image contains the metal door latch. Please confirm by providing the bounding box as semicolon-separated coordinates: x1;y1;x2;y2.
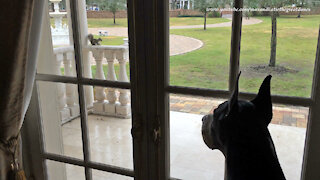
153;127;161;143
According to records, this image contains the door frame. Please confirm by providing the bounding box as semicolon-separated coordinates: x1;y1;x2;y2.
22;0;320;179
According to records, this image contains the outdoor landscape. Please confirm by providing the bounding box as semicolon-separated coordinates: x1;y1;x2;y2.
50;0;320;97
76;14;320;97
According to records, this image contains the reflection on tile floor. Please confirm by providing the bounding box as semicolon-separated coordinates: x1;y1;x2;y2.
62;115;133;169
62;111;306;180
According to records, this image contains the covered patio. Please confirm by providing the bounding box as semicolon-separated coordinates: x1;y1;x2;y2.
58;110;306;180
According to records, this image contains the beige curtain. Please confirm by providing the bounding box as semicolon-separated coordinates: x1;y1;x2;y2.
0;0;43;179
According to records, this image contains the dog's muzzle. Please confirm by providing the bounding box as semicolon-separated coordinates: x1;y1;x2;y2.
201;115;216;150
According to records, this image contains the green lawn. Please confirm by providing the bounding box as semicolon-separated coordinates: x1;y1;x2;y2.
88;18;128;28
169;15;320;97
169;17;229;26
51;17;229;28
93;35;125;45
87;17;229;28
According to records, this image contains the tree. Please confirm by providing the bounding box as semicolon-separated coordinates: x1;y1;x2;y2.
269;10;277;67
91;0;126;24
267;0;288;67
245;0;288;67
295;0;311;18
171;0;178;10
86;0;97;9
107;0;126;24
194;0;220;30
244;0;260;17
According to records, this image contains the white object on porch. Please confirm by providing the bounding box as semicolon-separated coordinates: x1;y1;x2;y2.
99;30;109;36
50;0;70;45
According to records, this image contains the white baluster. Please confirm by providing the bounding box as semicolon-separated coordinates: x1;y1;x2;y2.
117;49;129;83
63;53;74;106
92;49;106;113
104;49;118;115
69;51;80;106
63;52;80;117
123;38;129;61
55;53;71;121
54;53;64;75
116;49;131;118
123;38;129;46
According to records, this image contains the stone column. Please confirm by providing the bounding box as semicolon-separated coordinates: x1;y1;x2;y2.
78;0;94;107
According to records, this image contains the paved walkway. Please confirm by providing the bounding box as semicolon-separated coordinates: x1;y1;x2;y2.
170;35;203;56
170;95;308;128
88;17;262;56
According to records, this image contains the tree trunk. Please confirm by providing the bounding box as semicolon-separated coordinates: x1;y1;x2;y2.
269;12;277;67
113;13;116;24
297;11;301;18
204;11;207;30
297;2;304;18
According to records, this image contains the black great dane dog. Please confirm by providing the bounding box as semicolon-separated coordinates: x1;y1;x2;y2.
201;73;286;180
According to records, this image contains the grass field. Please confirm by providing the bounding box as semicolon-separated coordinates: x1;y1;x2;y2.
51;17;229;28
169;15;320;97
93;35;125;45
87;17;229;28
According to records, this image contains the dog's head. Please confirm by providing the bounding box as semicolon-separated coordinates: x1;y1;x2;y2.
201;73;273;153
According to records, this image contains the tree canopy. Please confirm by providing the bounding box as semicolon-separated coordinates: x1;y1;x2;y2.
194;0;230;13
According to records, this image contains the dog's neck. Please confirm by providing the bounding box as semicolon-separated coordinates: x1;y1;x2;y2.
224;130;286;180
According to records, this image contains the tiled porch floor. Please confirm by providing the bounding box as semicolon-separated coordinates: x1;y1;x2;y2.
59;110;306;180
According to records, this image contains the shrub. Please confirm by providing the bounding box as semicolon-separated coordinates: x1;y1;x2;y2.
208;11;221;17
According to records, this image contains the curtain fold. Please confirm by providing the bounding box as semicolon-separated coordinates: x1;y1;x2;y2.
0;0;40;179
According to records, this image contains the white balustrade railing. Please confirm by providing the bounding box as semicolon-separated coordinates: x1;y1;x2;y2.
53;43;131;121
88;45;131;118
53;46;80;123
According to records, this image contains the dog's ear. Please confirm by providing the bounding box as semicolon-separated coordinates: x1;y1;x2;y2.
251;75;273;125
227;72;241;117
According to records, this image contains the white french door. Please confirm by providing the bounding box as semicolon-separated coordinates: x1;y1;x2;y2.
23;0;320;179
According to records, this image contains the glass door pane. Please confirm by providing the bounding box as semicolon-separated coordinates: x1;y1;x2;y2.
169;1;233;90
170;95;226;180
239;11;320;97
